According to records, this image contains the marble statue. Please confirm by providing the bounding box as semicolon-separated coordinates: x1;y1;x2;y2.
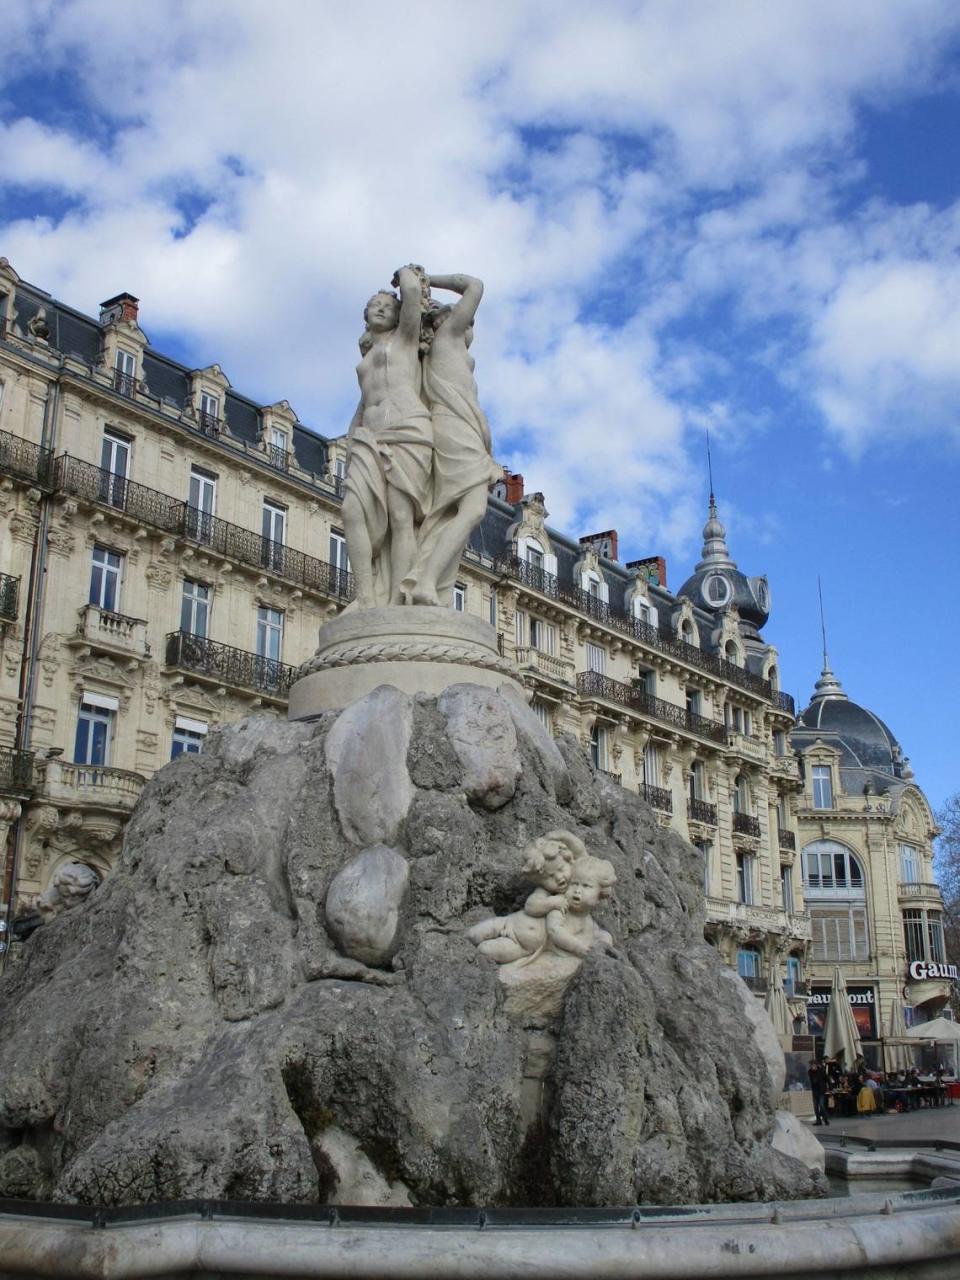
341;266;498;610
36;862;100;918
468;833;617;1019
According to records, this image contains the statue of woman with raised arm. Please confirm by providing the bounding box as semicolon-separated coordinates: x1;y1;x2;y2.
402;272;501;607
341;266;432;607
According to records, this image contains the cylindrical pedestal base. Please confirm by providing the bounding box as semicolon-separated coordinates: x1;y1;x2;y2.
288;605;523;717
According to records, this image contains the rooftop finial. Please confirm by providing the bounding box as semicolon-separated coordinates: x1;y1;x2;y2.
706;429;715;505
811;577;847;701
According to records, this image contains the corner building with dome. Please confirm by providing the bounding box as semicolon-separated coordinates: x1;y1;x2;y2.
791;662;947;1064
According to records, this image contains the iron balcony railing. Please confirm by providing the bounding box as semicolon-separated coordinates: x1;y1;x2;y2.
643;783;673;813
266;443;290;472
687;797;717;825
166;630;298;698
493;552;795;713
598;768;622;785
0;746;34;795
198;410;222;436
778;829;797;851
785;979;809;998
112;369;138;397
54;456;354;602
733;812;762;838
576;669;726;744
0;573;19;622
739;974;768;994
0;427;54;487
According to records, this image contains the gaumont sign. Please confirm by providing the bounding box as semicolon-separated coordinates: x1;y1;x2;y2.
908;960;960;982
806;986;877;1040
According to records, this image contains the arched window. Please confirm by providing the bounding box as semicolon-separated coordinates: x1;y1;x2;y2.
768;665;779;691
681;619;698;647
737;947;762;989
786;953;803;997
724;640;740;666
802;839;869;963
733;773;749;814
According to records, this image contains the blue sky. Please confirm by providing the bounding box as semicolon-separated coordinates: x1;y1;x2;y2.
1;1;958;812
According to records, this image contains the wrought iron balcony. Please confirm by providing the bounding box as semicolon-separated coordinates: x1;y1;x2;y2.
493;551;792;708
687;797;717;825
739;974;768;995
785;979;809;998
266;443;290;472
166;630;297;698
732;812;762;838
198;410;222;436
53;456;354;602
0;746;34;796
576;669;726;744
0;427;54;487
643;783;673;813
0;574;19;623
112;369;138;397
778;829;797;851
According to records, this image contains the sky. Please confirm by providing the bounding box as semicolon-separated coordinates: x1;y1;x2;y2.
1;1;958;813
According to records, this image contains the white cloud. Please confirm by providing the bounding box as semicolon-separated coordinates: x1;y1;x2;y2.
1;0;959;561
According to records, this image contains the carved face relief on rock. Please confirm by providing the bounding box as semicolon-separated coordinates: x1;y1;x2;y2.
37;862;101;918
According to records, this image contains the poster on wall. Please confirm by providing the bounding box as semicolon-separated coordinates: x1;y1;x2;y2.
807;987;877;1041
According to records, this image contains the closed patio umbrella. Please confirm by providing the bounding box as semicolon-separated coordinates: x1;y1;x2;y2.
764;963;793;1039
884;999;913;1074
823;966;862;1067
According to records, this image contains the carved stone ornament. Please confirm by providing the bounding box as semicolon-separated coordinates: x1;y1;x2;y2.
467;831;617;1021
36;862;101;919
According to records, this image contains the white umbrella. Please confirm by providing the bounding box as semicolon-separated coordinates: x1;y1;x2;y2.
764;964;793;1039
884;999;913;1074
905;1016;960;1073
823;966;863;1067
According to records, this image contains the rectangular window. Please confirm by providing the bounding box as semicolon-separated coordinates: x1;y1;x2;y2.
586;642;605;674
739;853;755;904
781;865;794;912
329;529;350;575
531;699;552;733
590;724;608;770
114;347;136;394
643;741;660;787
530;618;556;655
737;948;761;979
526;544;544;569
256;605;283;661
773;729;786;756
99;430;130;508
812;765;833;809
899;843;920;884
89;545;123;613
171;716;207;759
453;583;466;613
811;905;869;962
199;392;219;421
697;841;711;895
488;594;497;628
74;698;114;766
515;609;525;648
903;910;925;964
181;579;210;638
334;457;347;479
928;912;946;964
262;501;286;572
269;426;287;451
187;466;217;543
685;688;701;717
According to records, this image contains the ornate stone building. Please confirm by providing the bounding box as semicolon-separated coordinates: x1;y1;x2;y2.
0;259;808;992
792;661;946;1062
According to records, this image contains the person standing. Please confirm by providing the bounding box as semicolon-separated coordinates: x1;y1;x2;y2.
808;1057;830;1126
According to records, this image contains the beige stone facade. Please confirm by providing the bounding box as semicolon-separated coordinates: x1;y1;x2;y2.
792;665;946;1062
0;262;809;992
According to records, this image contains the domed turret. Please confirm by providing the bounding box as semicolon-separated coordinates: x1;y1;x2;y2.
795;660;905;777
676;494;770;636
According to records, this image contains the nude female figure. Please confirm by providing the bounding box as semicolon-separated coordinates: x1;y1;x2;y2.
341;266;432;607
402;272;500;607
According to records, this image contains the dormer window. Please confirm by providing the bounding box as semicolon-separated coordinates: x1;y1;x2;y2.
812;765;833;809
267;426;289;471
526;544;544;569
114;348;137;396
199;393;220;432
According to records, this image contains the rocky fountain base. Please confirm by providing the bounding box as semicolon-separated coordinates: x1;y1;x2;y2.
0;678;821;1208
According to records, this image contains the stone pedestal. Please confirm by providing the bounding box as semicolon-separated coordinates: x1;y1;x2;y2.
288;606;523;717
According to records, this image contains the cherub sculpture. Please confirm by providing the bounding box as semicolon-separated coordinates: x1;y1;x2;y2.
467;832;618;1019
465;831;584;962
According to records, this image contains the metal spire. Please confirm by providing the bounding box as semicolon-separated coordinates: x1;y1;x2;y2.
812;577;846;701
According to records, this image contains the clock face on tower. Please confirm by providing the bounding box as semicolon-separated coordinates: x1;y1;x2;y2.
702;572;731;608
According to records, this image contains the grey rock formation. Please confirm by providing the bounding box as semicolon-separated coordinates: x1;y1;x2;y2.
325;845;409;966
0;684;824;1208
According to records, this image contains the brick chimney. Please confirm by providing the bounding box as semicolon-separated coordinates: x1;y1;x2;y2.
493;468;524;504
580;529;619;562
99;292;140;325
627;555;667;588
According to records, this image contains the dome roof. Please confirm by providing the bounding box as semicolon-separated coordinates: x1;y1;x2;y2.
796;663;905;774
675;495;770;631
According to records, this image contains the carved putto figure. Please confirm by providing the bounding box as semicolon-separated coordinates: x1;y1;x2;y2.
467;832;617;1019
341;265;499;609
